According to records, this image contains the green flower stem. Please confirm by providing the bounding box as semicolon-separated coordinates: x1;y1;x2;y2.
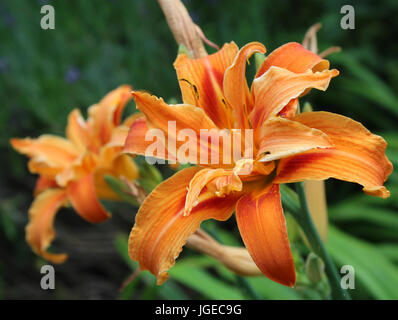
282;183;351;300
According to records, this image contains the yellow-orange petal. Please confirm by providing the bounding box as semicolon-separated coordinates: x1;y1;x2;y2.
67;173;111;223
34;176;58;196
174;42;239;128
106;125;129;147
257;117;333;162
236;184;296;287
113;154;139;181
128;166;240;284
250;66;339;130
93;167;121;201
11;135;80;173
304;180;328;243
256;42;329;77
223;42;266;128
185;168;242;215
55;152;98;187
66;109;92;153
26;188;69;263
275;112;393;198
93;149;139;201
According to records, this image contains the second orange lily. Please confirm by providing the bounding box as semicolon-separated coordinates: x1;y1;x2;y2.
11;86;139;263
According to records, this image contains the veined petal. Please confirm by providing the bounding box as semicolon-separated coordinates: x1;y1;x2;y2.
257;117;333;162
26;188;69;263
185;168;242;215
132;91;218;132
130;92;234;165
67;173;111;223
174;42;239;128
256;42;329;77
11;135;80;175
128;166;240;284
275;112;393;198
223;42;266;128
34;176;58;196
236;184;296;287
250;66;339;130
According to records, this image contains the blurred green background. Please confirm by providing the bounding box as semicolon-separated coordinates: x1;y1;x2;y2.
1;0;397;299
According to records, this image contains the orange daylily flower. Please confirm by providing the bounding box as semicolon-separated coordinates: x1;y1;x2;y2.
123;42;393;286
11;86;139;263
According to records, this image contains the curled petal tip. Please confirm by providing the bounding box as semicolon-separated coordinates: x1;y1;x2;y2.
364;186;391;199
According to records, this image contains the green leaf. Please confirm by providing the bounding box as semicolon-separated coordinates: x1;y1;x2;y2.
104;175;139;207
137;162;163;193
333;53;398;117
247;277;301;300
169;259;246;300
327;226;398;299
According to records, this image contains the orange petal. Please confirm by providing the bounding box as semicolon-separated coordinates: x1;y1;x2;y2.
256;42;329;77
236;184;296;286
67;173;111;223
88;85;132;145
275;112;393;198
26;188;69;263
128;166;240;284
223;42;266;128
279;98;299;119
93;167;121;201
106;125;130;147
132;91;218;133
129;92;234;165
123;114;176;162
66;109;92;152
11;135;80;176
34;176;58;196
257;117;333;161
93;147;139;201
185;168;242;215
112;154;139;181
56;152;98;187
250;66;339;130
174;42;239;128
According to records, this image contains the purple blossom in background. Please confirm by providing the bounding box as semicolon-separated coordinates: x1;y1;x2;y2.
65;66;81;83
